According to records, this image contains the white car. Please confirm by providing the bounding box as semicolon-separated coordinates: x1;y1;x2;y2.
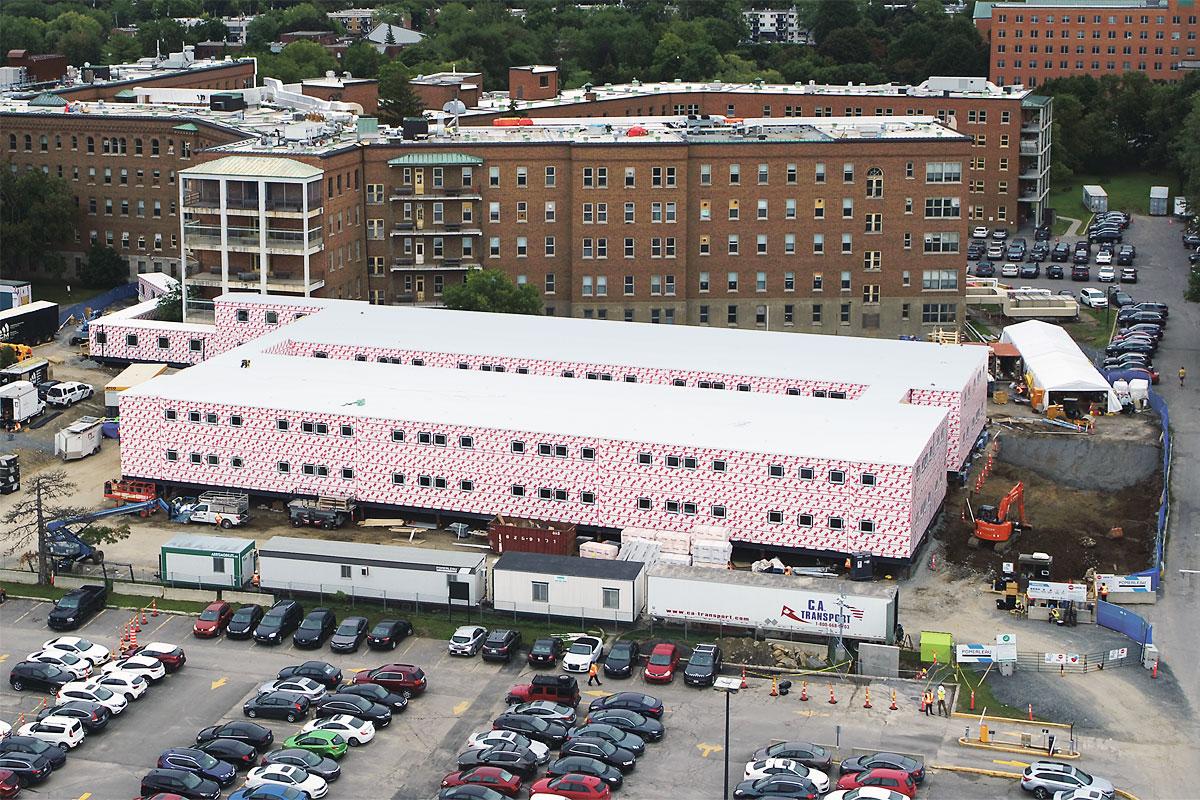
823;788;909;800
300;714;375;746
18;716;85;750
244;763;329;799
1078;288;1108;308
1097;265;1116;282
972;226;990;239
44;381;94;408
42;637;110;666
1000;262;1020;278
92;670;149;700
259;677;327;702
562;636;604;674
448;625;488;656
742;759;831;793
26;649;93;679
1095;250;1113;266
465;730;551;764
102;655;166;682
1054;789;1110;800
57;681;128;714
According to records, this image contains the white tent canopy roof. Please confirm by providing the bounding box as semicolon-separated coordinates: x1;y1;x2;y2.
999;320;1120;412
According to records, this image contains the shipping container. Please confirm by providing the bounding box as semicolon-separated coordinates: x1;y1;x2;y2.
488;517;578;556
160;533;256;588
1148;186;1169;216
105;363;168;414
0;280;32;311
0;381;45;429
647;564;899;643
0;300;59;345
1081;185;1108;213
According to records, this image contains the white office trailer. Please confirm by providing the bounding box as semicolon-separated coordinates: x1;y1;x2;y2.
258;535;487;606
492;552;647;623
647;564;899;644
159;533;256;588
54;416;104;461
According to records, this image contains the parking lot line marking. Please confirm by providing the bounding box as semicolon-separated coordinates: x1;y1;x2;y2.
793;709;831;719
453;701;471;716
583;690;609;698
151;617;171;634
210;677;228;690
697;743;723;758
12;604;41;624
76;793;92;800
347;667;368;673
80;609;110;630
993;759;1030;768
0;654;7;664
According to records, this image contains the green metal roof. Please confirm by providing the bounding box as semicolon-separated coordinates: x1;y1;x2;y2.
114;89;138;98
1023;95;1052;107
387;152;484;166
180;155;323;180
173;122;200;132
29;92;68;107
973;1;993;19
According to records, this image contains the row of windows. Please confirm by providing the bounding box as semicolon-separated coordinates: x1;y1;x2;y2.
7;133;183;157
767;511;877;533
96;331;204;351
996;12;1195;24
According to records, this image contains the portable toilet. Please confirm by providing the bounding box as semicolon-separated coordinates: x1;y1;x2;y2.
1149;186;1169;216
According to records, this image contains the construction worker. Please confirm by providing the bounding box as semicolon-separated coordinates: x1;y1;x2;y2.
587;661;602;687
923;689;934;716
1180;367;1187;388
1099;583;1109;603
936;684;948;717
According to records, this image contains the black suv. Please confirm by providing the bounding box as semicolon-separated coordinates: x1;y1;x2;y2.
367;619;413;650
47;584;107;630
1116;244;1136;265
330;616;369;653
683;644;723;687
253;600;304;645
225;604;264;640
527;637;563;667
140;768;220;800
603;641;641;679
37;700;111;732
9;661;74;693
293;608;337;649
481;629;523;662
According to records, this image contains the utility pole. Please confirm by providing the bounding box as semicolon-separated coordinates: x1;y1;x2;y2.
36;480;48;584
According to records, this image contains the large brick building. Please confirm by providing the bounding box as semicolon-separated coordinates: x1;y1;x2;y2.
973;0;1199;86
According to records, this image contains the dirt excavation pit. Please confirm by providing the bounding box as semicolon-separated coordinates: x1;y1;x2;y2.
937;460;1160;580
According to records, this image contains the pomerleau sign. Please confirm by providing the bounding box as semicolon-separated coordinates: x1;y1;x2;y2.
1027;580;1086;602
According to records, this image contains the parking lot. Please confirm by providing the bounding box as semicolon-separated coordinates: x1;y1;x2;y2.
1;596;1105;800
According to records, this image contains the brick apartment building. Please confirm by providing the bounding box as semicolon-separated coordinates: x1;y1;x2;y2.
973;0;1200;85
452;74;1053;231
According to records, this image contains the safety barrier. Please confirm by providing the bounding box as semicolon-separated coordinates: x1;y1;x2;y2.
1095;600;1153;649
58;282;137;326
1146;388;1170;585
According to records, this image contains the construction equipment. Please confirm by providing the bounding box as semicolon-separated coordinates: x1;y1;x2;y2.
103;478;158;505
287;496;358;529
46;498;170;570
172;491;251;528
975;482;1028;546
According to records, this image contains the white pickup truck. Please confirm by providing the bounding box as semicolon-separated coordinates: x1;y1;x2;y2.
173;492;250;528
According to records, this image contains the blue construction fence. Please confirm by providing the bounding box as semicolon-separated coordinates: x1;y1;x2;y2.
1096;600;1153;649
1146;388;1171;588
58;283;138;326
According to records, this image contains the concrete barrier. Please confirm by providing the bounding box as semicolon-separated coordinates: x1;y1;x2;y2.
163;586;220;602
221;589;271;605
112;581;164;599
53;575;93;590
0;569;40;585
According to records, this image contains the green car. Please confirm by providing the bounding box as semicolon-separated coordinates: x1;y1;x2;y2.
282;730;349;760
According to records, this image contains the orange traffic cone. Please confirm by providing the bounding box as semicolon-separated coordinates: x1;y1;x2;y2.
141;608;148;625
889;690;898;711
828;684;837;705
131;614;140;633
863;687;872;709
151;599;159;617
799;681;809;702
770;677;779;697
970;690;976;711
740;667;748;690
1152;659;1159;679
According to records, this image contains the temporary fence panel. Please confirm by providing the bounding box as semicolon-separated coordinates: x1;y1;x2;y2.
1146;388;1169;585
59;283;137;326
1095;599;1153;646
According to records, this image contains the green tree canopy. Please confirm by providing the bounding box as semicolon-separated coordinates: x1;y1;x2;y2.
377;61;424;125
48;11;104;65
79;245;128;290
0;170;75;274
443;269;542;314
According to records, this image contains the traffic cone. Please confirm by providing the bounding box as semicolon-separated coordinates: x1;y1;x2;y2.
740;667;747;690
828;684;837;705
863;687;872;709
889;690;898;711
770;677;779;697
799;681;809;702
970;690;976;711
141;608;148;625
1152;659;1159;679
151;599;159;617
131;614;140;633
1028;704;1033;721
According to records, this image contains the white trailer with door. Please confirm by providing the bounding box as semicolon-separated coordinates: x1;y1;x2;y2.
54;416;104;460
258;535;487;606
160;533;256;588
647;564;899;644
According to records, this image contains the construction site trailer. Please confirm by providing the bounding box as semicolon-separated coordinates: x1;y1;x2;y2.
258;535;487;606
492;552;646;623
1082;185;1108;213
647;564;899;644
159;533;256;588
54;416;104;461
105;363;168;413
0;300;58;345
1148;186;1169;216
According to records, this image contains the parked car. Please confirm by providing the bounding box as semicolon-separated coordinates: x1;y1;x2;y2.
1117;309;1165;327
492;714;569;747
1051;243;1071;262
683;644;722;686
1071;265;1090;281
464;731;551;764
1106;339;1156;356
567;724;645;756
158;747;239;787
1047;264;1064;279
226;605;264;640
529;774;611;800
972;261;995;278
258;678;327;703
300;714;376;746
193;602;234;638
991;227;1009;240
1035;225;1051;241
440;766;523;798
91;669;148;701
314;694;391;727
545;756;623;790
293;609;337;649
733;775;819;799
527;638;563;668
439;787;510;800
35;700;110;733
834;768;918;798
350;663;427;698
195;737;260;770
254;601;304;645
278;661;342;690
1129;301;1168;318
562;637;605;674
0;767;22;796
587;692;664;719
581;709;663;742
337;682;407;714
280;731;348;761
448;626;489;657
366;619;412;650
558;738;636;772
43;382;93;408
229;784;309;800
243;691;310;722
1119;267;1138;283
1118;323;1163;341
16;717;84;751
24;649;91;680
1097;265;1116;282
1028;243;1049;262
1020;761;1114;799
481;630;523;663
196;722;274;750
750;742;834;771
1107;290;1135;307
0;737;65;771
1116;244;1136;265
510;701;577;726
603;641;640;679
0;753;52;788
839;752;925;784
260;748;341;782
456;748;539;782
40;637;109;666
140;768;221;800
47;586;107;631
1000;262;1020;278
132;642;186;672
642;643;680;683
822;788;910;800
55;682;127;715
103;654;166;682
743;759;830;793
329;617;369;653
971;226;990;239
1019;263;1041;279
243;764;328;799
986;243;1006;259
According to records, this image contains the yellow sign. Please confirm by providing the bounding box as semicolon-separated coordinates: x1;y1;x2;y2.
210;677;228;690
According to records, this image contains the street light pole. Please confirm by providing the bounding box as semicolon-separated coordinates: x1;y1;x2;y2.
714;675;742;800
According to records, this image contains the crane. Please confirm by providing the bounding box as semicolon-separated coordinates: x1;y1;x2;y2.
46;498;169;570
974;482;1028;545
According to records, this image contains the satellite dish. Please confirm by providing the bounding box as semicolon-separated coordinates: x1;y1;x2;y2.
442;99;467;116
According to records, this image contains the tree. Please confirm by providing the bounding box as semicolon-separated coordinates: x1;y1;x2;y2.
1174;94;1200;217
342;41;384;79
137;19;188;58
79;245;128;290
443;270;542;314
0;16;48;57
0;170;75;274
1;470;75;586
155;281;197;322
806;0;862;44
246;12;283;49
818;26;875;65
48;11;104;65
103;32;144;64
377;61;424;125
0;348;17;370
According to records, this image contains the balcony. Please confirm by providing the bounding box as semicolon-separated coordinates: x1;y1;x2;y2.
184;223;323;254
1019;141;1041;156
181;193;321;217
390;186;482;201
187;270;325;294
391;259;481;272
391;225;482;236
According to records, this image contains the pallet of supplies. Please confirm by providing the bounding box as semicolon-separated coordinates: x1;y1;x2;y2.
618;537;661;565
690;524;732;542
691;539;733;566
657;531;692;555
658;551;693;566
580;541;620;560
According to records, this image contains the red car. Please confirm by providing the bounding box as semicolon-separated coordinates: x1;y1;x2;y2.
193;602;233;638
440;766;522;797
133;642;186;672
835;768;918;798
529;774;611;799
351;663;427;697
0;769;21;799
642;643;679;683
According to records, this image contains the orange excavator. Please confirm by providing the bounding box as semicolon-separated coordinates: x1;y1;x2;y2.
973;482;1029;547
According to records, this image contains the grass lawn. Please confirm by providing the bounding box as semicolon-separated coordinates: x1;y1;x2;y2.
1061;305;1116;349
955;668;1047;721
29;279;107;307
1048;170;1180;221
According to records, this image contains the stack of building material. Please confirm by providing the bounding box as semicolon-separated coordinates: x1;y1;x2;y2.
658;551;693;566
691;539;733;568
657;530;692;555
618;536;662;565
691;524;732;542
580;541;620;560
